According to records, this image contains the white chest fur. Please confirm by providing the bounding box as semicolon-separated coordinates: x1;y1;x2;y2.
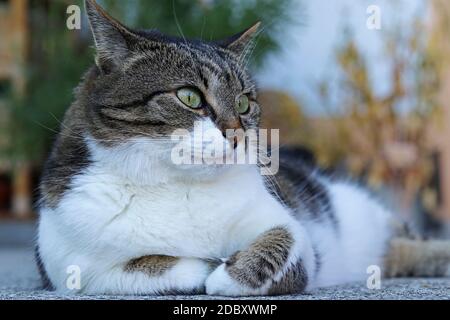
42;164;274;262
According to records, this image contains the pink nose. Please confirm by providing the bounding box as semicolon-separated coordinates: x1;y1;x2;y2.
215;119;243;149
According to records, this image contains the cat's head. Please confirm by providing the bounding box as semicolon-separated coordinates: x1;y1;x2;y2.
80;0;262;183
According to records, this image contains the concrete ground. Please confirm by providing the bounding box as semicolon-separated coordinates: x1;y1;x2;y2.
1;222;449;300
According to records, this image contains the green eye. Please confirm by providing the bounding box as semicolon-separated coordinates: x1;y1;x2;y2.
236;95;250;114
177;88;202;109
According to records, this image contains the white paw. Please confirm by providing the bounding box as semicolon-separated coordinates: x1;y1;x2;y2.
205;264;267;297
169;258;211;290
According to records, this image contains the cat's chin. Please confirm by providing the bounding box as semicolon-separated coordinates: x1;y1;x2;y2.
169;162;254;183
170;162;233;180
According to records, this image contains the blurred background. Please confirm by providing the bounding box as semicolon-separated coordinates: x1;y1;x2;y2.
0;0;450;247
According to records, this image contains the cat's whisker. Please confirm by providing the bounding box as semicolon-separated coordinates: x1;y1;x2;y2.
33;120;70;137
200;16;206;41
238;25;266;66
241;30;263;68
172;0;187;44
261;173;288;208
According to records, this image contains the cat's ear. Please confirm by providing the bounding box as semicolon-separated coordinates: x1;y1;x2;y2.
85;0;141;73
219;22;261;56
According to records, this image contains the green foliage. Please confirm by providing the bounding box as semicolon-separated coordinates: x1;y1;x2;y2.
102;0;294;66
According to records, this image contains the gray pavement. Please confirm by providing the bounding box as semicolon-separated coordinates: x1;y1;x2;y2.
0;222;449;300
1;246;449;300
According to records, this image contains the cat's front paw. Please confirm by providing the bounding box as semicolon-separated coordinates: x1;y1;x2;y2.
205;264;268;297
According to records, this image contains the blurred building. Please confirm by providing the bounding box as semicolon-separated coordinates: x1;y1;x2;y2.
0;0;29;219
0;0;27;94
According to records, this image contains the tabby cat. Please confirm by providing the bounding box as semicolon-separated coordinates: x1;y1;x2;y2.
36;0;450;296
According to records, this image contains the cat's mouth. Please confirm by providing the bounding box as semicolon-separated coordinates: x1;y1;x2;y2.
169;135;252;168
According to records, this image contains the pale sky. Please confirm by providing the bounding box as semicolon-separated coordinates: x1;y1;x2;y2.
257;0;428;116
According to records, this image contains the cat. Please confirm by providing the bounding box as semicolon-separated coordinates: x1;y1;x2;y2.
36;0;450;296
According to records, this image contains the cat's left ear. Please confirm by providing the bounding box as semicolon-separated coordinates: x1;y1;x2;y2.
219;22;261;56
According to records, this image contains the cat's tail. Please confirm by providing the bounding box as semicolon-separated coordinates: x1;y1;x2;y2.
384;237;450;278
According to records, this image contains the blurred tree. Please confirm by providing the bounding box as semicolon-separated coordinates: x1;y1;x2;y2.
303;6;450;219
258;90;307;146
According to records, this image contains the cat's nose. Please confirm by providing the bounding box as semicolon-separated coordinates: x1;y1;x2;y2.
216;119;243;149
216;119;241;134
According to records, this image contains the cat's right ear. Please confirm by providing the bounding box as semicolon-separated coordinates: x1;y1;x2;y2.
219;22;261;57
84;0;140;73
